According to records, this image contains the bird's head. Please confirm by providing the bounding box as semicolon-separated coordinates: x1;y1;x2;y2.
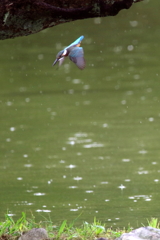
52;49;68;66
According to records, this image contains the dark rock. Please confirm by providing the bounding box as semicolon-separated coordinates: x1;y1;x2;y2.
18;228;48;240
97;238;109;240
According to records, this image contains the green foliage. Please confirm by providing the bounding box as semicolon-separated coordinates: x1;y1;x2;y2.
0;212;40;236
0;212;26;235
147;218;160;229
58;220;67;237
1;212;159;240
0;213;122;240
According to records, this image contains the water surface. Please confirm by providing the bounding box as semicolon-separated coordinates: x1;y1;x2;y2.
0;0;160;228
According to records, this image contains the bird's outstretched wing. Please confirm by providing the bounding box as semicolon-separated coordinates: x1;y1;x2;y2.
67;36;84;49
69;47;85;70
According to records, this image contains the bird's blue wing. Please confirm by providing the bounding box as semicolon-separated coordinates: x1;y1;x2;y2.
69;47;85;70
66;36;84;49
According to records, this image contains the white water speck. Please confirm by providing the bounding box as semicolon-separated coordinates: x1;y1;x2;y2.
36;209;51;212
130;20;138;27
24;164;32;168
122;159;130;162
73;176;82;181
72;79;81;84
148;117;154;122
25;98;30;103
152;162;157;165
101;181;108;184
138;170;148;175
69;141;75;145
83;142;104;148
103;123;108;128
6;138;11;142
121;100;126;105
154;179;159;182
70;209;78;211
127;45;134;51
125;179;131;182
34;193;45;196
138;150;147;154
66;164;76;169
118;184;126;190
59;160;65;163
10;127;16;131
17;177;23;180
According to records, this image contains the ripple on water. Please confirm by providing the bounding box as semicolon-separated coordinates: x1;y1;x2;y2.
100;181;109;184
124;179;131;182
128;195;152;202
154;179;159;182
138;150;148;154
73;176;82;181
148;117;154;122
122;158;130;162
36;209;51;212
24;164;32;167
6;138;11;142
10;127;16;131
33;193;46;196
72;78;82;84
15;201;33;206
83;142;104;148
152;162;157;165
137;168;149;175
102;123;108;128
65;164;76;169
118;184;126;190
66;132;104;149
85;190;94;193
17;177;23;180
59;160;65;163
70;209;79;211
48;179;53;184
7;213;16;217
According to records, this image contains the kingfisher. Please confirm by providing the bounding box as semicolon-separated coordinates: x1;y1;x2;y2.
52;36;85;70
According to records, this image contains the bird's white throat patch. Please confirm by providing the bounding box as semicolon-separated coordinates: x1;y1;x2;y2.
62;49;67;56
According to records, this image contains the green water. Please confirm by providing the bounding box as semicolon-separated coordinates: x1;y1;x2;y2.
0;1;160;228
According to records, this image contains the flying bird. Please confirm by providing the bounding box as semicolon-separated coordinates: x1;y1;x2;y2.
52;36;85;70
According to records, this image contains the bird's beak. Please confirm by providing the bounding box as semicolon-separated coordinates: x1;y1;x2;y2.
52;58;58;66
